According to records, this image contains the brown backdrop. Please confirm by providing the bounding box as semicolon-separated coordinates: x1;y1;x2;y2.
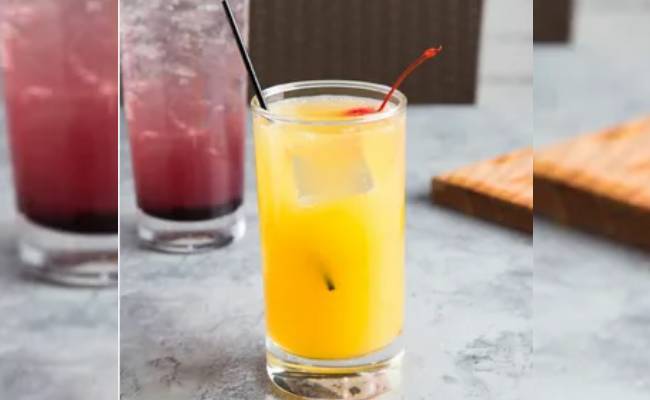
250;0;483;104
534;0;573;42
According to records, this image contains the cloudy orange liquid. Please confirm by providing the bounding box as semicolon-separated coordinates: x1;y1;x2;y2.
254;96;405;359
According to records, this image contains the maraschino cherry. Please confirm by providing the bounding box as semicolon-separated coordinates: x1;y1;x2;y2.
343;46;443;117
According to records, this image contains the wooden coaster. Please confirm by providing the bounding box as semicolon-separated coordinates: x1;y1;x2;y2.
431;148;533;233
534;117;650;250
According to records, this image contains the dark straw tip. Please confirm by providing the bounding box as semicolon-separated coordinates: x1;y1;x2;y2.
222;0;268;110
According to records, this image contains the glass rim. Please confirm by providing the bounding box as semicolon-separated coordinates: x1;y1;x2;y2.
250;80;407;126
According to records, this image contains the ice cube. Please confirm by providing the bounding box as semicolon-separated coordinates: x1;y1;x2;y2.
86;1;103;13
206;145;225;158
290;133;374;206
68;54;99;85
20;86;53;103
139;130;160;141
1;31;15;71
170;64;197;79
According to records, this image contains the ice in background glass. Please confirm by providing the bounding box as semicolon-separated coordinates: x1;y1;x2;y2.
253;81;406;399
0;0;118;285
121;0;248;252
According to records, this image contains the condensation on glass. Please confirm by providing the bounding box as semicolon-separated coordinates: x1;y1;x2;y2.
121;0;250;253
0;0;118;286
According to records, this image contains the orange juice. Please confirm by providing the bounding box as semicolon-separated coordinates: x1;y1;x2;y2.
254;95;405;359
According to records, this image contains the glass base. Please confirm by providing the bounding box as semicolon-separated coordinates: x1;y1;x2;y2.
137;208;245;253
17;215;118;287
266;338;403;400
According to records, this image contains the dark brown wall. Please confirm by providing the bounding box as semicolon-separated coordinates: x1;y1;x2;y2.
534;0;573;42
250;0;483;104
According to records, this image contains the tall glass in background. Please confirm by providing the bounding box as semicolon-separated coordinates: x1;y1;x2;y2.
121;0;249;252
0;0;118;285
253;81;406;399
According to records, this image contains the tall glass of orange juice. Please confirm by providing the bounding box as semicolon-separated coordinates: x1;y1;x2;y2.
252;81;406;399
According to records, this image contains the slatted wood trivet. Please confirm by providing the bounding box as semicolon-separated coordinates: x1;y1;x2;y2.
431;148;533;233
534;117;650;250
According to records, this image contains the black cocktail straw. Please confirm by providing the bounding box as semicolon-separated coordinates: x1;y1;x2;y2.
222;0;268;110
223;1;335;293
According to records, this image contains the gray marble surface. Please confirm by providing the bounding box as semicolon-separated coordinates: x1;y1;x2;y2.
1;0;647;398
120;0;533;399
533;1;650;399
0;79;118;399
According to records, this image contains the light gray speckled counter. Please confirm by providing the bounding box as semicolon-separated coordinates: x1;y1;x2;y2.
0;85;118;399
533;1;650;399
120;0;533;399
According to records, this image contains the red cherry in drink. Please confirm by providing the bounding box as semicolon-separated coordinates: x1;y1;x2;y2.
342;46;443;117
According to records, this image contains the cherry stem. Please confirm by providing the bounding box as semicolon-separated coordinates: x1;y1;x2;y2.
377;46;443;112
